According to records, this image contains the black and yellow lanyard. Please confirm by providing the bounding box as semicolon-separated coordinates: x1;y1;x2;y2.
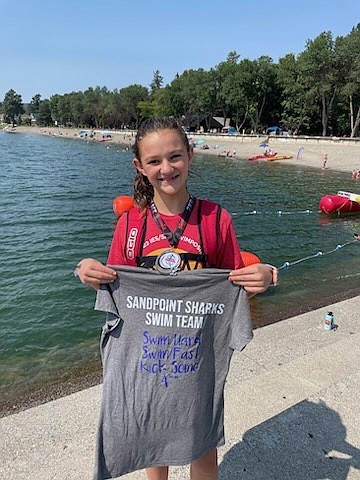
149;195;196;247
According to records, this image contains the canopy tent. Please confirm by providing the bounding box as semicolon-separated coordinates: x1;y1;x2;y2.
266;126;281;132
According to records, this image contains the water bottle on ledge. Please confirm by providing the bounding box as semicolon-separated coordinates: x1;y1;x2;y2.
324;311;334;330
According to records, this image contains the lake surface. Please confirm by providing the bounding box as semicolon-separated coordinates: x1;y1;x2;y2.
1;131;359;407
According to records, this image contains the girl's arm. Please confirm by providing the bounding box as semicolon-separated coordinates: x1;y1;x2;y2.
75;258;117;290
228;263;274;295
217;208;274;294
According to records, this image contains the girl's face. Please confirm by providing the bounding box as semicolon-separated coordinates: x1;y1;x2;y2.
133;129;193;199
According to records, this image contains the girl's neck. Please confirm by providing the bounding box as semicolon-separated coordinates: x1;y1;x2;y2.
153;191;190;215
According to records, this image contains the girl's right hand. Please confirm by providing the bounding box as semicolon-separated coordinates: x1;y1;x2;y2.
75;258;117;290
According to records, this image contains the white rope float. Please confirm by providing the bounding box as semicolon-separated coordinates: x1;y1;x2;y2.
278;234;359;270
231;209;313;216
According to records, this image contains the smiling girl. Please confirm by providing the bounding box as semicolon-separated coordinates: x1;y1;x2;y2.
77;117;274;479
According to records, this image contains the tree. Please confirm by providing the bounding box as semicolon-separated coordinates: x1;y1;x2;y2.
335;25;360;137
194;68;219;131
298;32;337;136
2;89;24;126
28;94;42;118
118;84;149;128
150;70;164;97
226;51;240;64
37;100;53;126
69;92;85;127
82;86;113;128
216;52;241;124
165;68;219;130
217;57;256;132
137;100;155;118
151;88;172;116
56;94;72;126
138;70;170;119
167;75;187;117
254;57;279;131
277;53;313;134
49;94;61;125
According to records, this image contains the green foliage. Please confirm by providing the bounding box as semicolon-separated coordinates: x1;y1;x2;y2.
10;24;359;135
334;26;360;136
2;89;24;126
277;53;312;134
298;31;337;136
117;84;149;128
28;94;41;116
150;70;164;96
37;100;53;126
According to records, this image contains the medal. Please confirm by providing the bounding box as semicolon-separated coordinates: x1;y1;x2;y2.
146;196;196;275
155;250;182;275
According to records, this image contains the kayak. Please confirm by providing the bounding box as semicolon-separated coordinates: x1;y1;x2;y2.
320;191;360;215
267;155;293;161
248;153;277;161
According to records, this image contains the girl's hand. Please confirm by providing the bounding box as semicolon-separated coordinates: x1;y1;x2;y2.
75;258;117;290
228;263;276;295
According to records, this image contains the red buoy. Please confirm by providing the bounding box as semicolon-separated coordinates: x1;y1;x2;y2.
241;251;261;266
113;196;135;216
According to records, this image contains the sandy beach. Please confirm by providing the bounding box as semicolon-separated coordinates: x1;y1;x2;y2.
14;125;360;175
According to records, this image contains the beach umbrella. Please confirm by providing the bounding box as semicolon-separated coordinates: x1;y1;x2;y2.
259;142;269;148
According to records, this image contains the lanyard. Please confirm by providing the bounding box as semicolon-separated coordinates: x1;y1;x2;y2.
150;195;196;247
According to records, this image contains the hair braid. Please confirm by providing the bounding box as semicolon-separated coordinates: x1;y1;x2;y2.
133;171;154;211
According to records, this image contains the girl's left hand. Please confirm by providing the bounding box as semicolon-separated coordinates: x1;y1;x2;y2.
229;263;275;295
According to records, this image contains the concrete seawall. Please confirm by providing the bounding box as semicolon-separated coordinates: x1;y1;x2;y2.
1;295;359;479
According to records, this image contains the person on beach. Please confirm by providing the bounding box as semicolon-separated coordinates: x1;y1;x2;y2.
322;153;328;169
352;169;360;179
76;117;274;480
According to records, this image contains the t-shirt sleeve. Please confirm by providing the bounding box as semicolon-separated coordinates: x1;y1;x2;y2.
229;286;253;351
216;208;244;269
107;215;128;265
95;282;120;316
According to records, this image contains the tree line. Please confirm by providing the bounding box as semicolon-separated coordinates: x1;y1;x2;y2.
1;26;359;137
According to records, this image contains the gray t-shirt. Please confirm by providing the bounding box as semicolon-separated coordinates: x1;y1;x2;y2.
93;265;252;479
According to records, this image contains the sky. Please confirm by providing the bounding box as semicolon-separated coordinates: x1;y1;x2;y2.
1;0;359;103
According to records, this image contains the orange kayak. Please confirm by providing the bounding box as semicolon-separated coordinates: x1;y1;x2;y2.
248;153;277;161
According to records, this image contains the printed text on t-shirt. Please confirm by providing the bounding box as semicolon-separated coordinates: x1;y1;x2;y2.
125;295;226;387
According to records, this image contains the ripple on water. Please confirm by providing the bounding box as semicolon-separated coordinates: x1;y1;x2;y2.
0;132;359;405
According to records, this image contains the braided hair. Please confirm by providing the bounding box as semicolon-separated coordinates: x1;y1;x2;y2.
132;117;190;211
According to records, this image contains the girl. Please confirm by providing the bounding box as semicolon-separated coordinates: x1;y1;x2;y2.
77;117;274;480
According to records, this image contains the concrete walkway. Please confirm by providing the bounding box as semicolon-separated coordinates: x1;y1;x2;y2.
1;296;359;479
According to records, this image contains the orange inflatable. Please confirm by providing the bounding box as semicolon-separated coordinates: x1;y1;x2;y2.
113;196;135;216
241;251;261;266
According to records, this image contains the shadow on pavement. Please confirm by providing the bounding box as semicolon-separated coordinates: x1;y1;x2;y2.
220;399;360;479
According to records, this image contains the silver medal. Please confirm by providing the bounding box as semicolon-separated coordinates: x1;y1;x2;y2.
155;250;181;275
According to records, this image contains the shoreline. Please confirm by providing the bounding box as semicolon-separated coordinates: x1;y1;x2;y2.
13;125;360;175
1;126;359;418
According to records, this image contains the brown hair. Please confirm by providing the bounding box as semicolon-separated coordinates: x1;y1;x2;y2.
132;117;190;211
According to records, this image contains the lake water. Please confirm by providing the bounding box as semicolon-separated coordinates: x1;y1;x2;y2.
1;131;359;407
